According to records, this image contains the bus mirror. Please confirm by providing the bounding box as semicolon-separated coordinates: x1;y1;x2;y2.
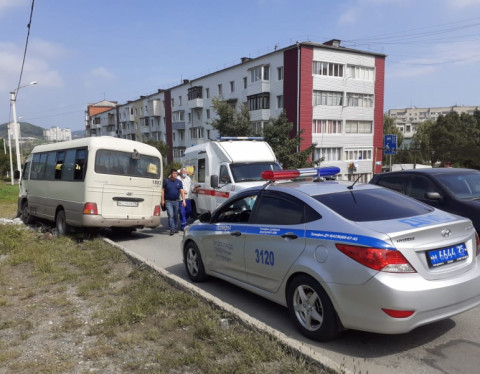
14;170;20;180
211;175;219;189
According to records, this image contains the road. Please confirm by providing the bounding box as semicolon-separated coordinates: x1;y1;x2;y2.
108;218;480;374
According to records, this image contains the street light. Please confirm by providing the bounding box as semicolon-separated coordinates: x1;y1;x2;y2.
10;81;37;181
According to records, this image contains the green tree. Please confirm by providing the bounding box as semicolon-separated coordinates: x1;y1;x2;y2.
210;98;254;137
382;115;411;163
411;119;436;165
263;112;317;169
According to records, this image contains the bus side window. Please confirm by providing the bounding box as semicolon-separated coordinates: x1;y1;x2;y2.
74;149;87;181
23;161;31;180
62;150;76;181
55;151;65;180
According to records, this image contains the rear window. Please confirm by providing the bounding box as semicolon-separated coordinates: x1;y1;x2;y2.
95;149;160;179
314;188;433;222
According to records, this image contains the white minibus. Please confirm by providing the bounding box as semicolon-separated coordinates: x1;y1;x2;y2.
17;136;163;234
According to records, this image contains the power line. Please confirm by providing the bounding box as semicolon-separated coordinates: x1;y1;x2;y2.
14;0;35;100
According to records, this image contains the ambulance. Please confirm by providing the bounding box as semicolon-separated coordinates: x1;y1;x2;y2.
183;137;281;216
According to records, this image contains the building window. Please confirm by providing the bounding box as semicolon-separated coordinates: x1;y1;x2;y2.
313;90;343;106
345;121;372;134
344;148;372;160
206;109;210;119
188;113;192;122
277;95;284;109
179;96;182;106
313;61;344;77
190;127;204;139
247;93;270;111
172;111;185;122
347;65;374;81
250;65;270;83
188;86;203;100
314;147;342;161
312;120;342;134
206;88;210;98
346;93;374;107
251;121;264;134
218;84;223;96
277;66;284;80
243;77;247;89
230;81;235;93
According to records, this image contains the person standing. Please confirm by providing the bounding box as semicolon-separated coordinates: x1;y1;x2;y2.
162;169;186;235
178;167;193;230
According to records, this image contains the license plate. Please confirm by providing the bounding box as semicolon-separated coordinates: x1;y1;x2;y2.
117;201;138;207
427;243;468;267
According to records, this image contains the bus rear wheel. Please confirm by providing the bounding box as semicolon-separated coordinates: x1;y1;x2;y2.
56;210;69;236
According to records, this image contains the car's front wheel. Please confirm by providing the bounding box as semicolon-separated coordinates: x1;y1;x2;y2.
287;274;339;341
184;241;206;282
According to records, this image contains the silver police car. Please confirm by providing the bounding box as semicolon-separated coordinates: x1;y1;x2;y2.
181;167;480;341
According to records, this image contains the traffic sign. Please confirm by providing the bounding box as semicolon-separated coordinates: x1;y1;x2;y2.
384;134;397;155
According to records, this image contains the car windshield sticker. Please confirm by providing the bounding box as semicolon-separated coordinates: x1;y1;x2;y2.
398;214;454;228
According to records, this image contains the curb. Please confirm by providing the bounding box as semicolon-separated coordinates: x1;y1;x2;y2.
103;237;349;374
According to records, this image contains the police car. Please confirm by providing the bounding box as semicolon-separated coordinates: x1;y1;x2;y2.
181;167;480;341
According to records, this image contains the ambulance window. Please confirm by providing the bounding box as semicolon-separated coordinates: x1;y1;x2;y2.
219;165;231;184
198;159;206;183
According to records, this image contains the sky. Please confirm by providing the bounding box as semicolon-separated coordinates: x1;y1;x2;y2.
1;0;480;132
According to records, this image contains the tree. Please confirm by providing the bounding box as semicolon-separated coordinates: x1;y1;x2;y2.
411;119;436;165
382;115;411;163
210;98;254;137
263;111;317;169
144;139;170;170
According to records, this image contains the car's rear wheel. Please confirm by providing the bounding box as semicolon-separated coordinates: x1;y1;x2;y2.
20;200;34;224
55;209;68;236
287;274;339;341
184;241;206;282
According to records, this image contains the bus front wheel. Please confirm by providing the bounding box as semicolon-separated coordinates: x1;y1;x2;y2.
56;210;69;236
21;201;34;225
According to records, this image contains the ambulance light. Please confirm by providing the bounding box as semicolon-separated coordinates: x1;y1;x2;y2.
261;166;340;181
217;137;264;141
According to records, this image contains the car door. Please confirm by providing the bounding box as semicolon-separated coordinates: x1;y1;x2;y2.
243;191;307;293
201;192;258;282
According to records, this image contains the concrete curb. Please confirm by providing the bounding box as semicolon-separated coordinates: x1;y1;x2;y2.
104;237;349;374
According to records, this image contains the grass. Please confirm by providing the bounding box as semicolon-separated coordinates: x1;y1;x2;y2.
0;182;338;373
0;182;18;218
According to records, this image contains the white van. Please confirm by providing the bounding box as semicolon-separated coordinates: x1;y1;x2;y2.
183;137;281;215
17;136;163;234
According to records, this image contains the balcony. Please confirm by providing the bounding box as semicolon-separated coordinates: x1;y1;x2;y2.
188;98;204;109
149;99;163;116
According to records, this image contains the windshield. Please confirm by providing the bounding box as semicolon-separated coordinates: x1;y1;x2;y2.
230;162;282;182
95;149;161;179
436;172;480;199
314;188;433;222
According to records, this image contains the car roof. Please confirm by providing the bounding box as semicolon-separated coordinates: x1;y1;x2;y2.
265;179;380;197
378;167;479;177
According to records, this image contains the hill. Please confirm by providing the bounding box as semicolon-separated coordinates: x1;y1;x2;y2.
0;122;45;139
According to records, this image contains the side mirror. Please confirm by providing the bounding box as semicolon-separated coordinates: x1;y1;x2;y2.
426;192;442;201
199;212;211;223
13;170;20;180
211;175;219;189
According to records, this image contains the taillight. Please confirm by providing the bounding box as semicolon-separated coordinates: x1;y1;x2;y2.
83;202;98;215
336;244;416;273
475;232;480;257
153;205;161;216
382;309;415;318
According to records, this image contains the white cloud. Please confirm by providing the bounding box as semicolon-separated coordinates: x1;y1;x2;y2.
0;0;29;16
338;8;358;25
444;0;480;8
29;38;70;60
83;67;116;89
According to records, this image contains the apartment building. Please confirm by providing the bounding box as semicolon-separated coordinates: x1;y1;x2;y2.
85;40;386;180
388;105;480;147
43;126;72;142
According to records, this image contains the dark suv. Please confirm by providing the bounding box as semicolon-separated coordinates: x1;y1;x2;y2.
370;168;480;233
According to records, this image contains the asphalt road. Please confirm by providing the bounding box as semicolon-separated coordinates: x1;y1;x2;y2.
108;218;480;374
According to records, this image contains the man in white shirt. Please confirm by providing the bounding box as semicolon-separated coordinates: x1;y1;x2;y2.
178;167;193;230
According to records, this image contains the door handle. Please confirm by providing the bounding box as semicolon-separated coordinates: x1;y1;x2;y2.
281;232;298;239
230;231;242;237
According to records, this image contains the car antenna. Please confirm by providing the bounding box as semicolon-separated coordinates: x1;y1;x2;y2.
347;175;362;190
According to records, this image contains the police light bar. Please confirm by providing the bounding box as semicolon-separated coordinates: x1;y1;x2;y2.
217;137;264;141
261;166;340;181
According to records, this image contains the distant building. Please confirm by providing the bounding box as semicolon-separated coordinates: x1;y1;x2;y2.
86;40;386;181
44;126;72;142
388;105;480;148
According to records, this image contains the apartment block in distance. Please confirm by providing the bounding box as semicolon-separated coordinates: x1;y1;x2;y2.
388;105;480;148
86;40;386;181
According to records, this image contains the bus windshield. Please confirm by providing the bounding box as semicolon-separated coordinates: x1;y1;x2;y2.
95;149;161;179
230;162;282;182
